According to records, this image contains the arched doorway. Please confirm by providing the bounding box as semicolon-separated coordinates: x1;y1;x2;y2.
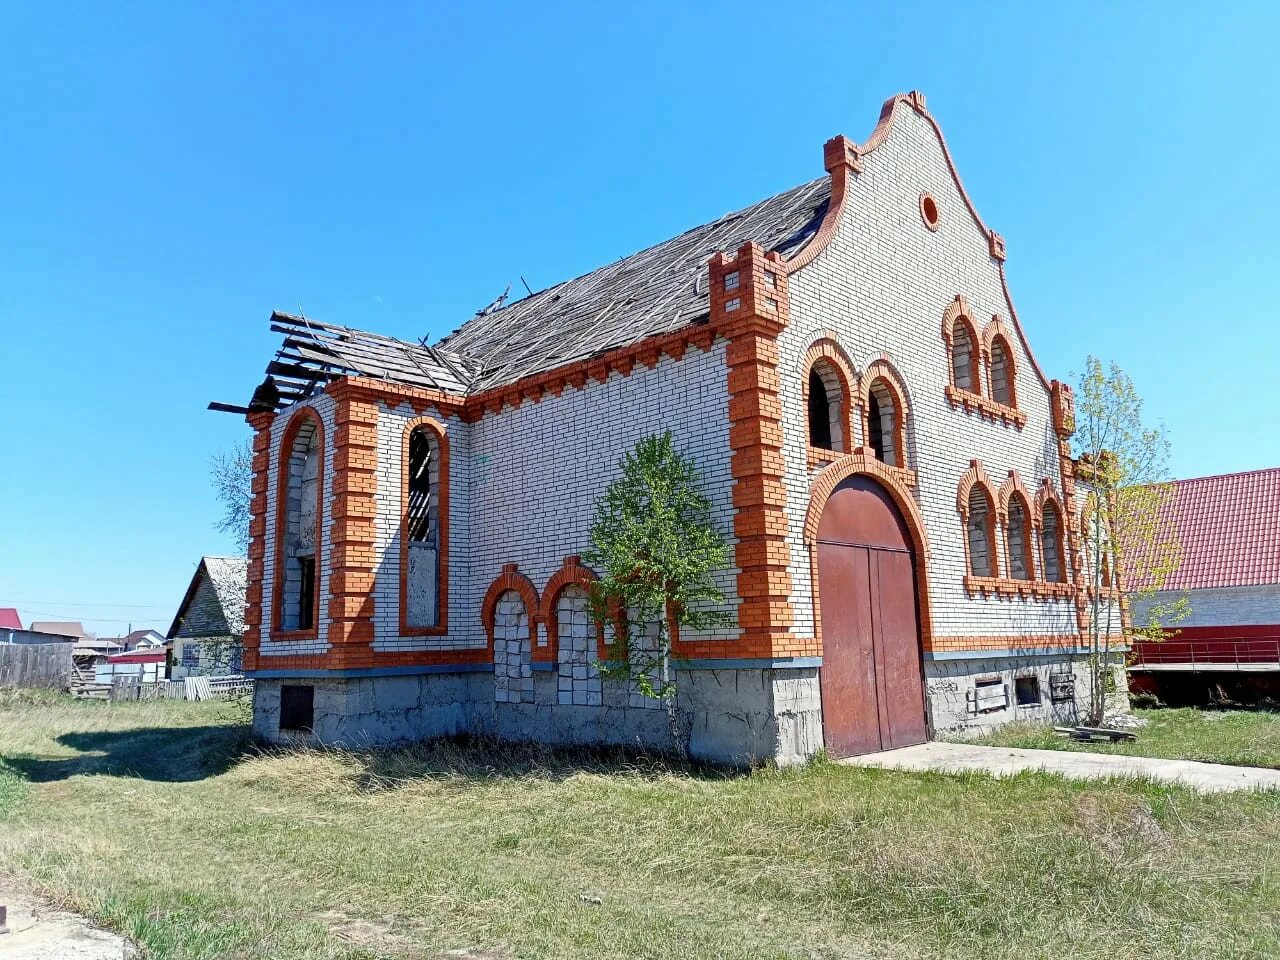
816;475;927;756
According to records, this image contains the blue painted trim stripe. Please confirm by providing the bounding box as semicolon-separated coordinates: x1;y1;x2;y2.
531;662;556;672
248;663;492;679
678;656;823;670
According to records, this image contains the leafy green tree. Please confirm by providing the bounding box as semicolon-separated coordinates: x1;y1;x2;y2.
584;432;731;743
1074;357;1189;724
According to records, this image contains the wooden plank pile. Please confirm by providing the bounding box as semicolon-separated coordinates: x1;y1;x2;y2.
1054;725;1138;743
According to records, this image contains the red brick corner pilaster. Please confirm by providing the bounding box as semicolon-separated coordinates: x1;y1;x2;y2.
1050;380;1091;638
709;241;808;658
324;380;380;668
241;410;276;672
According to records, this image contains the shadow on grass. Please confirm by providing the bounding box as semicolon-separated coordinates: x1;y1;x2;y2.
7;723;251;783
300;733;753;793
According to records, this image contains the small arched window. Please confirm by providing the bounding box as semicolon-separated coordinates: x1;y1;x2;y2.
967;486;997;578
403;420;448;631
1041;501;1065;582
1006;494;1034;581
989;335;1015;407
950;320;980;393
866;378;901;467
276;411;322;633
807;362;844;451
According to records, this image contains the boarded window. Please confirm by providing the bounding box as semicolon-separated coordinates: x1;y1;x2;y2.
1041;502;1065;582
807;362;844;451
951;322;978;393
279;416;321;632
1006;495;1033;581
866;378;900;467
972;676;1008;714
990;337;1014;406
967;487;996;577
279;684;314;731
406;425;442;628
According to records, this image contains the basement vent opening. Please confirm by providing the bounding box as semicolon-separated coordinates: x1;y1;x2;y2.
280;684;315;731
1015;675;1041;707
971;676;1008;714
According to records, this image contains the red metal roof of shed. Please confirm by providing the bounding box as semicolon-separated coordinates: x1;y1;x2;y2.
0;608;22;630
1154;468;1280;590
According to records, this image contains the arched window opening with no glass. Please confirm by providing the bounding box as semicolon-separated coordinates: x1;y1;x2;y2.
951;320;980;393
1041;501;1065;582
277;413;322;633
967;486;997;578
989;336;1015;407
1005;495;1034;581
866;378;901;468
807;362;845;451
405;423;445;629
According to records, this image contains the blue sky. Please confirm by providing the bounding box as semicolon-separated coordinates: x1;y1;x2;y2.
2;2;1277;636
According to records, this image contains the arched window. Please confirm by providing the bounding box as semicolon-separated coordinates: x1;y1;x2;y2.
1041;501;1065;582
807;363;844;450
1005;494;1034;581
276;411;322;633
989;335;1015;407
402;420;449;631
866;377;901;467
967;486;998;578
950;319;980;393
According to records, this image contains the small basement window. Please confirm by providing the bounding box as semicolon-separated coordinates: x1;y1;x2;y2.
1015;675;1041;707
280;684;315;731
972;676;1008;714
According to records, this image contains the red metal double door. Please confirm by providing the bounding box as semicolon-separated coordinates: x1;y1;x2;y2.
816;476;928;757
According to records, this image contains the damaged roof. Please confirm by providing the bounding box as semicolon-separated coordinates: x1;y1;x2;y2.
239;175;831;409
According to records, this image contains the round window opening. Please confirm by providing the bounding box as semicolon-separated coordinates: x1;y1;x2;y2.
919;192;940;231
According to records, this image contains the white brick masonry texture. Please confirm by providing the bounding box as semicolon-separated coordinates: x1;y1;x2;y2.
1135;584;1280;628
780;101;1077;642
259;393;336;659
556;586;602;706
493;590;533;703
373;402;475;651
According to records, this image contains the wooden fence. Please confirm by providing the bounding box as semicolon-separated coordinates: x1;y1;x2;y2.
0;642;73;690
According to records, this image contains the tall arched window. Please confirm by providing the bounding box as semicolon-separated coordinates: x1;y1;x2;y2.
275;410;323;634
950;320;980;393
1041;501;1065;582
807;363;844;451
967;486;998;578
866;378;901;467
989;335;1015;407
1005;494;1034;581
402;419;449;632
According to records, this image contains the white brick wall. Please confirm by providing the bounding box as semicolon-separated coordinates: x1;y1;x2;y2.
779;101;1077;643
493;590;533;703
1135;584;1280;628
259;393;336;659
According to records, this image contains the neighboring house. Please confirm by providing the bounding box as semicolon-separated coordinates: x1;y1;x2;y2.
0;609;23;631
1129;468;1280;703
220;91;1121;764
167;557;248;680
29;621;89;641
102;629;167;652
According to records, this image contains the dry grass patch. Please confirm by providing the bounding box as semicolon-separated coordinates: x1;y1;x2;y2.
1;691;1278;959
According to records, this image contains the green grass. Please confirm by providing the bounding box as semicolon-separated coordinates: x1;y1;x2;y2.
970;707;1280;770
2;690;1280;959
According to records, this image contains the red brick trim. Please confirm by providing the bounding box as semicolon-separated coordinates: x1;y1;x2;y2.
1035;479;1069;584
941;295;982;395
962;576;1075;600
241;412;276;672
800;335;857;458
711;241;802;659
399;415;450;638
785;135;862;272
943;385;1028;429
538;555;606;662
802;452;934;654
481;563;540;655
919;191;940;232
270;406;325;643
981;317;1019;409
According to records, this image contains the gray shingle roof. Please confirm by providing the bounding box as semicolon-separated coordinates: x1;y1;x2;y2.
252;175;831;406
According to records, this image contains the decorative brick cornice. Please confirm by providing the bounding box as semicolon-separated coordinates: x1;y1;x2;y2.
962;576;1073;601
481;562;540;654
943;385;1028;428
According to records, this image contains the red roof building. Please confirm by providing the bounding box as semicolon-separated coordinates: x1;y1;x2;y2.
1130;468;1280;695
0;608;22;631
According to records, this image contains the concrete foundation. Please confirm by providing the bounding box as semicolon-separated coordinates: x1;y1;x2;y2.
252;664;824;767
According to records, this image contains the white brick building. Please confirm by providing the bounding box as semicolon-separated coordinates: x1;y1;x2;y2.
226;92;1116;764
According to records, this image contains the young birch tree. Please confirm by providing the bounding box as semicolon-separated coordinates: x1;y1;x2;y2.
1074;357;1188;724
210;438;254;553
584;432;732;750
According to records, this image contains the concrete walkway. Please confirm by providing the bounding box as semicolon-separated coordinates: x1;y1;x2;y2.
842;742;1280;793
0;882;135;959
